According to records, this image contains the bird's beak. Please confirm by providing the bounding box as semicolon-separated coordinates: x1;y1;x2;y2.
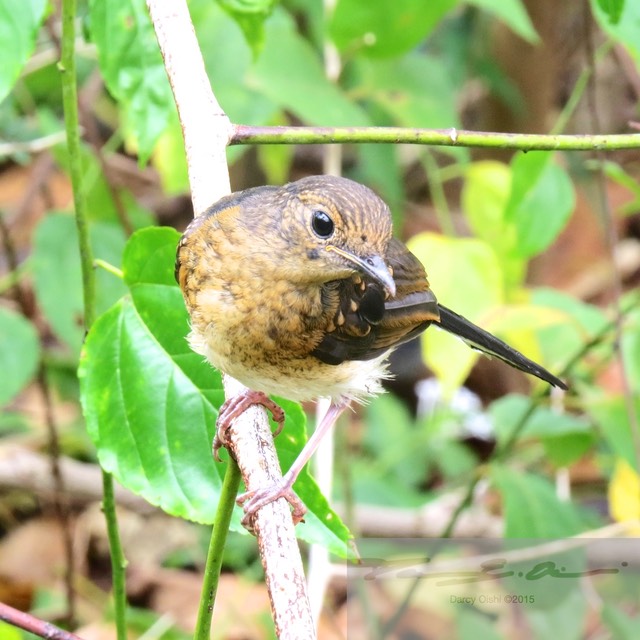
326;246;396;298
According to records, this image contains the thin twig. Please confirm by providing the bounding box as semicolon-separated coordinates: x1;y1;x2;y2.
231;124;640;150
0;602;83;640
60;0;128;637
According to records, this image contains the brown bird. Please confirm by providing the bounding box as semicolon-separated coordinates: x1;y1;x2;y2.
176;175;566;524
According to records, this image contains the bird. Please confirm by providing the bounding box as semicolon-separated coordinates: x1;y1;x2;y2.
175;175;567;525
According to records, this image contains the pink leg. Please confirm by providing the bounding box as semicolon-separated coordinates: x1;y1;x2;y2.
213;390;285;461
237;399;350;528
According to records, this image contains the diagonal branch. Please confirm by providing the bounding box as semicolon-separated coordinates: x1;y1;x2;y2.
146;1;315;638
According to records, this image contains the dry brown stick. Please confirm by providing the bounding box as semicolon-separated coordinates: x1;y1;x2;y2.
145;1;315;638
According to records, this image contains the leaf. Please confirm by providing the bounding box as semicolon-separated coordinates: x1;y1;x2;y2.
330;0;456;58
505;152;575;259
80;227;351;554
466;0;539;43
589;396;640;472
32;214;128;355
462;160;525;288
621;306;640;391
0;307;40;407
491;466;585;537
407;233;504;390
608;458;640;526
358;53;460;128
88;0;176;163
489;394;594;467
457;609;503;640
256;114;295;185
591;0;640;74
0;0;48;103
249;8;370;126
191;0;277;126
531;288;609;373
595;0;625;25
152;117;190;196
217;0;276;56
602;602;640;639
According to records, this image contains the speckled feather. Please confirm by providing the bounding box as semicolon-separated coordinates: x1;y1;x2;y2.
175;176;440;403
176;175;566;404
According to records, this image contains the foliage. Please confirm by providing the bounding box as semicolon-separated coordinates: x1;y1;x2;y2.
1;0;640;636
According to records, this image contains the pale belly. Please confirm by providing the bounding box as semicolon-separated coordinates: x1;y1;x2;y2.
188;325;390;404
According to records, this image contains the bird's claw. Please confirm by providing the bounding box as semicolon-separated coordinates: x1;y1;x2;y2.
237;483;307;531
212;390;286;461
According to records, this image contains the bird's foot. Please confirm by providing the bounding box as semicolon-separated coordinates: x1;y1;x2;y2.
237;480;307;530
213;390;286;461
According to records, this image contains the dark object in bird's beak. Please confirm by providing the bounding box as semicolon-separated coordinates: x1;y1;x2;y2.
327;246;396;297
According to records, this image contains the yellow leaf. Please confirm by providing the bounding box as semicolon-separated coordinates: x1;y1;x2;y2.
609;458;640;532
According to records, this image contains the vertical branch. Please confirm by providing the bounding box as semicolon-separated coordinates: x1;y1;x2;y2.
146;2;315;637
60;0;128;637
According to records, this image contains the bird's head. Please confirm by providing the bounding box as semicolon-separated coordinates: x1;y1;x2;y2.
277;175;396;297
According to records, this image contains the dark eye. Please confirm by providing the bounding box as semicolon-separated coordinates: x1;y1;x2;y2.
311;210;334;238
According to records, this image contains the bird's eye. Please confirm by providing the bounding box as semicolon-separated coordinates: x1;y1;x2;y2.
311;210;334;238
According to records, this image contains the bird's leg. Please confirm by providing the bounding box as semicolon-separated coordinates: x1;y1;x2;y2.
213;390;286;462
237;399;350;528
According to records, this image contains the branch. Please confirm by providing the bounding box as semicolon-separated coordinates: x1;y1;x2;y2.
0;602;83;640
146;1;315;638
231;124;640;151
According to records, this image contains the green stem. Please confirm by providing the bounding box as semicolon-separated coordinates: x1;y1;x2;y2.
231;125;640;151
60;0;95;329
94;258;124;279
194;459;242;640
101;468;128;640
60;2;127;638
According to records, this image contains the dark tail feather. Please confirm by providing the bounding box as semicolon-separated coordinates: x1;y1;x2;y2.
437;305;568;390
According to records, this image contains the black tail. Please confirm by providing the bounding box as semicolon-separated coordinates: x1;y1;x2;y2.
437;305;568;389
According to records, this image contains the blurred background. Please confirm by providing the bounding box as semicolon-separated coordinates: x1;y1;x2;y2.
1;0;640;638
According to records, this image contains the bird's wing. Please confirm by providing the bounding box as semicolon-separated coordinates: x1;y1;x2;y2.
312;238;440;364
435;305;568;389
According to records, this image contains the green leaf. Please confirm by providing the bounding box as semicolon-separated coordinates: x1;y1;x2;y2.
588;395;640;472
330;0;456;58
466;0;539;43
491;466;585;537
358;53;460;128
621;306;640;391
32;214;128;355
0;307;40;407
217;0;277;56
505;152;575;258
0;0;48;103
191;0;277;127
462;160;526;288
80;228;351;553
531;288;609;374
353;145;404;220
88;0;175;163
255;113;294;184
457;609;503;640
407;233;504;390
249;8;370;126
602;602;640;639
595;0;625;25
490;394;594;467
591;0;640;76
